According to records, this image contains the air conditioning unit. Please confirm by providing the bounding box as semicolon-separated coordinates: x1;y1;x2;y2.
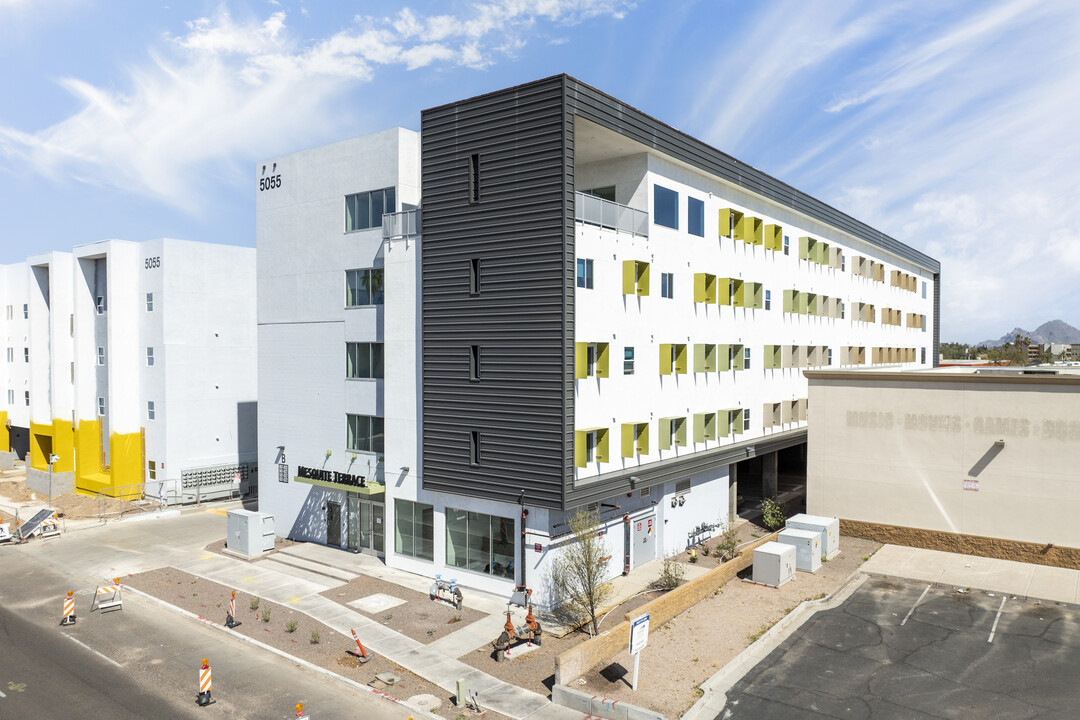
785;514;840;560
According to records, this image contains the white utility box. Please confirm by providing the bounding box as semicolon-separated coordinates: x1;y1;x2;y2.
778;528;822;573
226;509;276;556
752;541;796;588
785;513;840;560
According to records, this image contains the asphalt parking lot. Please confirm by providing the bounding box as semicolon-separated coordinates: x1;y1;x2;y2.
721;576;1080;719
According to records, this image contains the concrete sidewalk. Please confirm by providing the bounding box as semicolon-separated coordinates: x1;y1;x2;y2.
861;544;1080;604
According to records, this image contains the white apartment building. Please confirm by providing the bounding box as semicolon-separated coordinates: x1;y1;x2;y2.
257;75;939;609
1;263;31;466
2;239;257;500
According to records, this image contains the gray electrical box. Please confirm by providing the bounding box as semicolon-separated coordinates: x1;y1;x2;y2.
226;509;276;556
752;541;795;588
786;513;840;559
778;528;822;573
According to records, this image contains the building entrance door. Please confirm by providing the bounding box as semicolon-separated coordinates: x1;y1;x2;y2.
632;515;655;568
327;501;341;546
346;495;384;557
347;495;359;551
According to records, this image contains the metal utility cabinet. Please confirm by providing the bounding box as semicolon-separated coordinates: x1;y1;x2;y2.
778;528;822;573
226;509;276;556
752;541;795;588
785;513;840;559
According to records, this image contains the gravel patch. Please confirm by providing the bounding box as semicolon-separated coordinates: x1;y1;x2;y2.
125;566;509;720
320;575;486;644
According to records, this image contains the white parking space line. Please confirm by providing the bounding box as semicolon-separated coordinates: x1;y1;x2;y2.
0;689;6;698
65;635;123;668
901;585;932;626
988;596;1007;642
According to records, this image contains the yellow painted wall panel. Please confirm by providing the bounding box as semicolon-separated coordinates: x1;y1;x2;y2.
29;421;52;471
51;419;75;473
108;431;144;500
0;411;7;453
75;418;103;495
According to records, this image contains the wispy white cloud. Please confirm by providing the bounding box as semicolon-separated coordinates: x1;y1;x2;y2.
0;1;634;210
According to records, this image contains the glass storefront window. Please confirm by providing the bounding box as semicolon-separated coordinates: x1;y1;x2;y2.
446;508;515;579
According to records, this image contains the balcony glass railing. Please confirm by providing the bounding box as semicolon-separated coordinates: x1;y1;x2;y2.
382;208;421;239
574;192;648;237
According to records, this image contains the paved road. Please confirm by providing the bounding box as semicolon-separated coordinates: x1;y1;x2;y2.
721;576;1080;719
0;522;416;720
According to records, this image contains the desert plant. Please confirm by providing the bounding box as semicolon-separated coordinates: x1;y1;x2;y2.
286;620;298;633
448;615;462;624
655;553;685;590
310;631;320;644
551;507;614;636
713;524;740;562
761;496;788;531
249;598;260;612
262;606;271;622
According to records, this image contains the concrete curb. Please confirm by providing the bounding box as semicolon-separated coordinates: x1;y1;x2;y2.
123;585;444;720
681;571;869;720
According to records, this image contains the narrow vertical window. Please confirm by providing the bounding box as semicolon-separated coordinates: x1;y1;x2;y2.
146;347;154;366
470;431;481;465
469;154;481;204
623;347;635;375
783;235;790;255
22;304;27;319
146;293;154;311
743;408;751;432
147;401;156;420
764;289;772;310
743;347;751;370
470;258;482;296
23;348;29;363
576;258;594;289
24;391;29;406
6;389;12;404
96;296;106;314
687;196;705;237
469;345;480;381
97;347;105;365
97;397;105;416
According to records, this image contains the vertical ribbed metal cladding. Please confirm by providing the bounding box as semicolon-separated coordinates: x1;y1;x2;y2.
420;76;572;510
933;272;941;367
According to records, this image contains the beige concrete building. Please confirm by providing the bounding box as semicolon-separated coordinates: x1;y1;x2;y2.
806;368;1080;557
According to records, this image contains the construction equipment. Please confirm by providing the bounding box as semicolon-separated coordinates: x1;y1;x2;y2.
16;508;56;541
429;574;463;610
0;522;12;543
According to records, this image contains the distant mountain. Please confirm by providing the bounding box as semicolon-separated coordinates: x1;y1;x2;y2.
977;320;1080;347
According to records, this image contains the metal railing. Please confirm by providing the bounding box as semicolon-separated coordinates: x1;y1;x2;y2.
382;208;421;240
574;192;648;237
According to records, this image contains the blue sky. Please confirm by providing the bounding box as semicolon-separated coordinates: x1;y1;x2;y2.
1;0;1077;343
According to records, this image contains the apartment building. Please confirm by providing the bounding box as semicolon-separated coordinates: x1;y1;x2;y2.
1;263;31;465
2;239;257;500
257;75;939;608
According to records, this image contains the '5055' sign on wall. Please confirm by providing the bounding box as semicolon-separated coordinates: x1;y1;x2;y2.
259;175;282;191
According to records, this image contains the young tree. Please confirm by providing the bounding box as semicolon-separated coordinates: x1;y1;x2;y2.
551;508;613;636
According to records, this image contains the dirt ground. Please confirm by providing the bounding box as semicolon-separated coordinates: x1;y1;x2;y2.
321;575;486;645
124;567;504;720
0;469;143;522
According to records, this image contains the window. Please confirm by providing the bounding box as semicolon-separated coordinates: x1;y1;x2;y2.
841;302;846;319
661;272;674;299
921;348;927;364
783;235;790;255
470;258;482;295
6;390;12;404
743;347;751;370
345;187;396;232
146;293;153;311
147;401;156;420
24;391;29;406
623;346;635;375
146;347;154;366
841;255;846;272
23;347;28;363
584;430;597;462
345;268;384;306
148;460;156;480
97;397;105;416
468;154;481;204
446;508;515;579
586;344;597;377
395;498;434;562
576;258;594;289
469;345;480;381
4;305;10;319
96;296;106;314
653;185;679;229
346;342;384;379
922;281;927;299
743;408;751;432
5;348;11;362
346;414;384;453
828;348;833;365
765;289;772;310
687;197;704;237
470;430;481;465
583;185;616;201
97;347;105;365
22;304;27;319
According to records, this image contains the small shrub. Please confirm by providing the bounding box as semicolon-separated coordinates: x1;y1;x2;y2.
655;553;685;590
262;606;271;623
761;496;788;531
249;598;260;612
286;620;298;633
713;524;741;563
427;628;435;636
448;615;462;624
383;613;393;621
701;545;711;557
310;631;320;644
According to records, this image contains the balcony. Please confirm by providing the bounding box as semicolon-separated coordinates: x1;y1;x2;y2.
382;208;421;240
574;192;648;237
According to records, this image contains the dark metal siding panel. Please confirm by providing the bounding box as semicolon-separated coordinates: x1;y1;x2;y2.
933;272;941;367
420;76;571;510
564;429;808;509
563;77;940;275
